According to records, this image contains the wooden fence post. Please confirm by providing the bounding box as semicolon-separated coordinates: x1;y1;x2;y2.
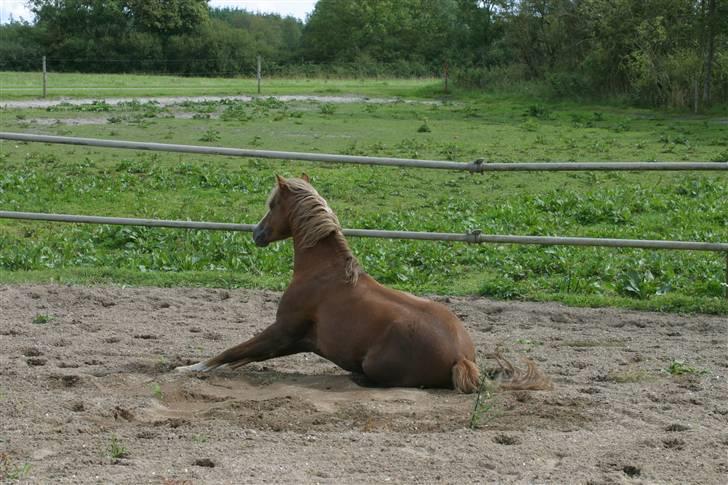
257;55;262;95
42;56;47;98
724;252;728;299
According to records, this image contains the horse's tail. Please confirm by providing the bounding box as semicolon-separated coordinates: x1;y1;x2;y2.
452;358;480;393
492;353;553;391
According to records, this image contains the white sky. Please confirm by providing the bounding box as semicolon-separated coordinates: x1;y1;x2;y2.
0;0;318;24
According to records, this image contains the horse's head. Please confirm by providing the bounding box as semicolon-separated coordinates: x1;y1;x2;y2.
253;173;310;247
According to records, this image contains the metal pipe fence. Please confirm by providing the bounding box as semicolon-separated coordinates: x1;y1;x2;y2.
1;132;726;295
2;210;727;252
2;132;728;172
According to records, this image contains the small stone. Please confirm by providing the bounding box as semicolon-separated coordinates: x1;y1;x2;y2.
194;458;215;468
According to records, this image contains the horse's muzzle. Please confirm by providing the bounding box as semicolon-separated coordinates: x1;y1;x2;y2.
253;225;270;247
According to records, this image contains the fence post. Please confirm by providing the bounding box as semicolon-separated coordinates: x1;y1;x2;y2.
257;55;262;95
42;56;47;98
725;252;728;299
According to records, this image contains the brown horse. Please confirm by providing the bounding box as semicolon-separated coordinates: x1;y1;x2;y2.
176;175;551;393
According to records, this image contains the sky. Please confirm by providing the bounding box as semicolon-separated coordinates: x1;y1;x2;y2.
0;0;318;24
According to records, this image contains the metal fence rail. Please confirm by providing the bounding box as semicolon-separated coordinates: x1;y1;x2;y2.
2;132;728;172
1;133;726;295
1;210;727;253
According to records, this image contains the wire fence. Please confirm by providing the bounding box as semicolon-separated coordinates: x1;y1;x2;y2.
0;57;442;76
2;57;266;98
0;57;442;98
0;57;261;76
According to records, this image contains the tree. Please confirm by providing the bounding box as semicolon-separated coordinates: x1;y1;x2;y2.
125;0;209;36
4;0;725;106
209;7;304;65
700;0;728;105
28;0;131;70
29;1;130;41
301;0;361;62
301;0;460;69
452;1;511;67
0;19;44;71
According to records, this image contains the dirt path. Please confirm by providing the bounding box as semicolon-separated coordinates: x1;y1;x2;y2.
1;285;726;483
1;95;408;110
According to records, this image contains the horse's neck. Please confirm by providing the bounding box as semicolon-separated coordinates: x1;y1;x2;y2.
292;232;351;280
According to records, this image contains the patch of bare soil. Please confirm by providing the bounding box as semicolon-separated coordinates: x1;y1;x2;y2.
23;117;110;126
1;95;413;110
1;285;726;483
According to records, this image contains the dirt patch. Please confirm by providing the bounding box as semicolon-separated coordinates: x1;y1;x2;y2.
1;284;726;483
1;95;419;110
24;117;110;126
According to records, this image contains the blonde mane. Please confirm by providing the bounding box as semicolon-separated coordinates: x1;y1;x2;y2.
272;178;360;284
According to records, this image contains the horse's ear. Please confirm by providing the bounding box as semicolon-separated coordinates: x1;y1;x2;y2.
275;174;287;190
301;172;310;182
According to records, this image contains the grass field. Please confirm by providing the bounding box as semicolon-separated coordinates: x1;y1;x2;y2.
0;71;436;99
0;74;727;314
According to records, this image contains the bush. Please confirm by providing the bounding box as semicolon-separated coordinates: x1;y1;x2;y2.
452;64;528;90
547;71;590;98
0;22;44;71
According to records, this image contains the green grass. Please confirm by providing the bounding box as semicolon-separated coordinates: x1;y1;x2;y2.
0;79;727;314
0;453;31;481
665;360;705;376
31;313;53;324
0;71;437;100
469;372;499;429
150;382;163;400
106;435;128;460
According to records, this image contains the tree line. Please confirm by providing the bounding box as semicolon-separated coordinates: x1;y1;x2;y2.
1;0;726;107
0;1;302;76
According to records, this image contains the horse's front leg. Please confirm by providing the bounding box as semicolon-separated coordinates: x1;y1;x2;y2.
175;317;311;373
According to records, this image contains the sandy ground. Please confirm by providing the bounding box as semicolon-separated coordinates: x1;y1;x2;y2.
0;284;726;484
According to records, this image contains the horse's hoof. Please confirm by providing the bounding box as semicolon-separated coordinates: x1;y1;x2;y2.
174;362;210;373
